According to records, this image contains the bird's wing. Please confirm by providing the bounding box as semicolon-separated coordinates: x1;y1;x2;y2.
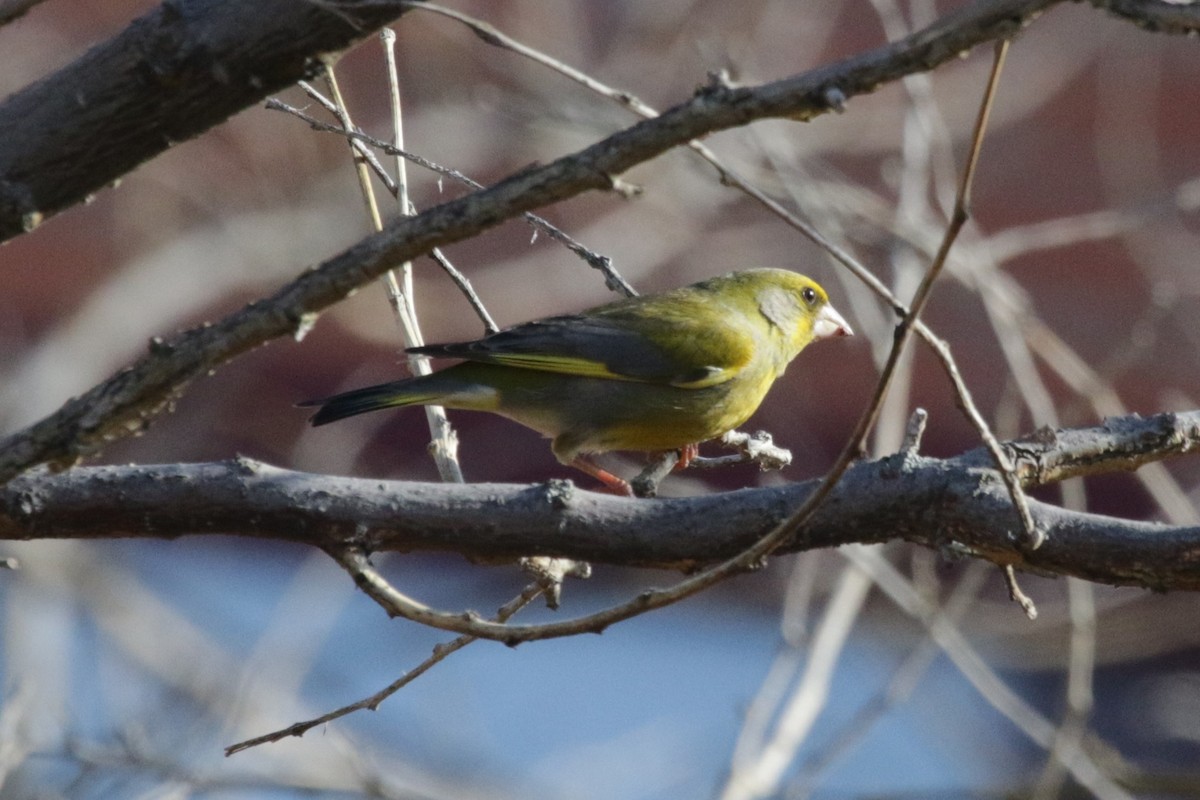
409;304;756;388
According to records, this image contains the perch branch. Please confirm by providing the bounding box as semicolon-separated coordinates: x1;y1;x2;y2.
3;412;1199;594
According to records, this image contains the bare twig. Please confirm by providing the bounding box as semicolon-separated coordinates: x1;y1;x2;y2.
900;407;928;454
1003;564;1038;619
697;431;793;471
266;96;636;298
325;40;465;483
860;43;1042;549
626;428;795;496
224;581;546;756
629;452;680;499
307;71;463;483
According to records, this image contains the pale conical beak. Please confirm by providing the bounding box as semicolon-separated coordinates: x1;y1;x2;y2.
813;303;853;340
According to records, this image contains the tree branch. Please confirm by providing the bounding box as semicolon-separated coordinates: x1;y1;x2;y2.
0;0;413;242
3;411;1199;591
1085;0;1200;34
0;0;1061;486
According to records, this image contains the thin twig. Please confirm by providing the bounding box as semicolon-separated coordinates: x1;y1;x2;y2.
310;70;466;483
426;248;499;334
379;35;467;482
265;97;636;297
224;581;546;756
272;94;498;332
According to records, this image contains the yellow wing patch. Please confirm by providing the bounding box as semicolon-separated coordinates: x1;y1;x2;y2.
480;351;740;388
479;352;632;380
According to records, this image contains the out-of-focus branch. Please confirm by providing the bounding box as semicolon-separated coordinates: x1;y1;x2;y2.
3;411;1199;591
0;0;416;242
0;0;46;26
223;580;547;756
0;0;1059;485
1085;0;1200;34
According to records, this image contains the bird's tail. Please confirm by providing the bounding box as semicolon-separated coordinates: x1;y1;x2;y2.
299;378;441;427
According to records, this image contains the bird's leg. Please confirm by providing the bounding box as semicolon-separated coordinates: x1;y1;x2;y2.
673;443;700;471
569;456;633;497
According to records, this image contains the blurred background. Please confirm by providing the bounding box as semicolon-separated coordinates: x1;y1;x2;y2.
2;1;1200;797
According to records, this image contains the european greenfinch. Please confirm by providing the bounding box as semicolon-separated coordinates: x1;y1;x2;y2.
304;268;852;494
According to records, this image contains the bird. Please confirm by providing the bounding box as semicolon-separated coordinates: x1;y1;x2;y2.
302;268;852;495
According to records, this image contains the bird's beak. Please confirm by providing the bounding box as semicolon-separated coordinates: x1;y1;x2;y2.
813;303;853;340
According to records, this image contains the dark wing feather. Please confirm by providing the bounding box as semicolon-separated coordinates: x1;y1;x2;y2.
408;299;755;387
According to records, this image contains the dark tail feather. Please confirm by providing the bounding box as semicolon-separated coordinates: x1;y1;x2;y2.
299;380;425;427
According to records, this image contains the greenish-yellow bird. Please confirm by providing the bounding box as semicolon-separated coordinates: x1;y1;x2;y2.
304;268;852;494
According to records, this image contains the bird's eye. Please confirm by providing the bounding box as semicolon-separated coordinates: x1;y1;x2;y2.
801;287;817;305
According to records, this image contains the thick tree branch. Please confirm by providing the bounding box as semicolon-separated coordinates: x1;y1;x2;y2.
0;0;1061;486
3;411;1199;590
0;0;413;242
